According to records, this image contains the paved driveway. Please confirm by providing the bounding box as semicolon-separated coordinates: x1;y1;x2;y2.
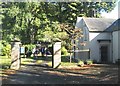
2;63;119;84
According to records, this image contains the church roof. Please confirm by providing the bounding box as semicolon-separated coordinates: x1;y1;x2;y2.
82;17;116;32
106;18;120;31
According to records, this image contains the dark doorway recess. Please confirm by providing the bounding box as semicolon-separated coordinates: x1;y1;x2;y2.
100;46;108;63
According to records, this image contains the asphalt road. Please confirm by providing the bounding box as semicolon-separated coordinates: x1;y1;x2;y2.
2;62;119;84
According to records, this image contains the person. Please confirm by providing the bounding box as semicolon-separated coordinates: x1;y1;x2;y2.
32;47;36;57
45;48;51;57
32;46;39;59
35;47;40;58
25;47;28;58
26;49;32;58
41;47;45;57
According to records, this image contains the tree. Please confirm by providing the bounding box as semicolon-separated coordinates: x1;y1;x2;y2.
1;2;115;45
60;23;83;62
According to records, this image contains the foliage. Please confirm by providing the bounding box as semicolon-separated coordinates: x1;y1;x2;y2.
86;59;93;65
1;2;115;44
115;59;120;65
60;23;83;62
24;44;35;51
78;60;84;67
61;46;68;55
0;2;115;64
0;56;11;70
93;59;97;63
0;40;11;58
0;41;3;55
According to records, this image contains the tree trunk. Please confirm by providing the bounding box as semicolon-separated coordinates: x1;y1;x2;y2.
69;39;72;63
70;52;72;63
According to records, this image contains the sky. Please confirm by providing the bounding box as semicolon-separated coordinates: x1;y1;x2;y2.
101;0;119;19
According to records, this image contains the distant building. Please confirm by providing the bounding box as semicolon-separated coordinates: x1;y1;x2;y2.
75;17;120;63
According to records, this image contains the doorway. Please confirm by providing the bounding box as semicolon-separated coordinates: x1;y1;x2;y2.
100;45;108;63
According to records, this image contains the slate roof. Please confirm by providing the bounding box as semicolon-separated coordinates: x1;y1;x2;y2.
83;17;116;32
105;18;120;32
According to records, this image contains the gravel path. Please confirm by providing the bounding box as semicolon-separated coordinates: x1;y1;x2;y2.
2;62;119;84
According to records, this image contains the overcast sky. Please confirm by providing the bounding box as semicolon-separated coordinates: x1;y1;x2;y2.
101;0;119;19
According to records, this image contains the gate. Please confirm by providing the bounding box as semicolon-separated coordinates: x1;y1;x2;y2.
52;41;61;68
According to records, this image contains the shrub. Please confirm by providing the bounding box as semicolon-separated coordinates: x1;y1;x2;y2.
78;60;84;67
61;46;68;55
93;59;97;64
115;59;120;65
0;40;11;58
86;59;93;65
0;41;3;55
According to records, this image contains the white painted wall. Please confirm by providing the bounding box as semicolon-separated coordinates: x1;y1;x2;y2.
113;31;120;63
75;17;90;60
119;31;120;60
75;17;113;63
75;17;83;29
89;32;112;62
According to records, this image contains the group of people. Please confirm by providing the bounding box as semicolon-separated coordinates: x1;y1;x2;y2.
32;46;51;58
24;45;51;58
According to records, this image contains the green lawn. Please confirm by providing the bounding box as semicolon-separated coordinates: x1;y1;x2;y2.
38;56;77;67
0;55;79;70
21;57;35;65
61;62;77;66
61;56;77;66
